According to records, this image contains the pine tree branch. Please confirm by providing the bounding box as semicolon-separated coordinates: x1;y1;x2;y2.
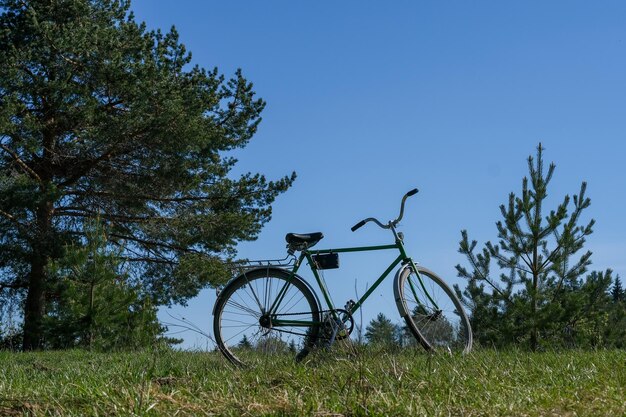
551;251;592;302
501;217;535;272
65;190;216;203
71;226;200;267
54;208;172;223
40;29;83;68
0;144;43;183
0;208;17;223
55;124;155;189
108;233;200;254
110;238;177;266
0;208;30;233
57;148;119;188
491;250;534;276
466;247;510;302
0;282;27;291
516;242;535;272
118;257;177;265
543;230;591;278
539;242;562;273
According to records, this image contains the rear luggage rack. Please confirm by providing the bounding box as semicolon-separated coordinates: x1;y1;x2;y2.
217;255;298;297
227;254;297;275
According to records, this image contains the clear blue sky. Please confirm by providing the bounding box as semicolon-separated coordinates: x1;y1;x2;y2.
130;1;626;348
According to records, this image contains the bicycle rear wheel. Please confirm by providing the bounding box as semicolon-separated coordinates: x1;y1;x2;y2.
394;265;472;354
213;267;321;366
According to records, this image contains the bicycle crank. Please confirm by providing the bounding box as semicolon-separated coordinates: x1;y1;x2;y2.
319;309;355;346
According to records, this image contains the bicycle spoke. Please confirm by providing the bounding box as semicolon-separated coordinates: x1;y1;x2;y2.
276;288;306;315
220;318;257;326
241;271;264;312
222;323;257;344
225;297;261;317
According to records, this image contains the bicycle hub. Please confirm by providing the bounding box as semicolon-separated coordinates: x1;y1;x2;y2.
259;314;273;328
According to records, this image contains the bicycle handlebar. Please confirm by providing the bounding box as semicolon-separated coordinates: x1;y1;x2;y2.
351;188;419;232
350;220;366;232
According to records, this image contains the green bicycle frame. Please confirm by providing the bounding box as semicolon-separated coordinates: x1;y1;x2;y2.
267;238;439;328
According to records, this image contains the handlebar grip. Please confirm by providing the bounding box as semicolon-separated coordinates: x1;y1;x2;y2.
406;188;419;197
351;220;366;232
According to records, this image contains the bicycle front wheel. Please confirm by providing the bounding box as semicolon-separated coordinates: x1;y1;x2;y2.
213;267;321;366
395;265;472;354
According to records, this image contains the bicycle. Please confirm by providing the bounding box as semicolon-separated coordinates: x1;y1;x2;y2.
213;189;472;366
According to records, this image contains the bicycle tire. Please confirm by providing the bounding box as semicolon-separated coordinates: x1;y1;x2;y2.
394;265;472;354
213;267;321;366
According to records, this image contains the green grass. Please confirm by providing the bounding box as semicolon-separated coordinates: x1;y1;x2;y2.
0;347;624;416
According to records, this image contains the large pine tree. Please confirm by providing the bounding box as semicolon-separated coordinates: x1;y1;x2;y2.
0;0;294;350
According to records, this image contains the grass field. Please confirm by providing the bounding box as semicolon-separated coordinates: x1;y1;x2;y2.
0;347;624;416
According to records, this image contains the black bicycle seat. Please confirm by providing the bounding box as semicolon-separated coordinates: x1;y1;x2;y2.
285;232;324;248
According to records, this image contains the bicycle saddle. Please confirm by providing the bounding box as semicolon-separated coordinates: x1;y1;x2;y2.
285;232;324;248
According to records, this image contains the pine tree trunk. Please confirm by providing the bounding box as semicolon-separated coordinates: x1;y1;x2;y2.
530;274;538;351
22;201;54;351
22;255;47;350
530;245;539;352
